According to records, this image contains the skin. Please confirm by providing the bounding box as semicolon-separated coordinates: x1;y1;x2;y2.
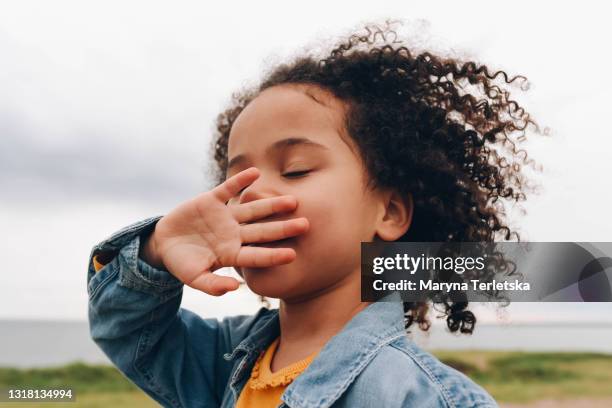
225;83;414;371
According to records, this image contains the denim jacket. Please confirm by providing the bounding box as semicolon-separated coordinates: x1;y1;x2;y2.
87;216;498;408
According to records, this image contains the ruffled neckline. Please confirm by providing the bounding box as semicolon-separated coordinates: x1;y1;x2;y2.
248;337;318;390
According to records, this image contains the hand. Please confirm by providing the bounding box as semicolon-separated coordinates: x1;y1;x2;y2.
141;167;309;296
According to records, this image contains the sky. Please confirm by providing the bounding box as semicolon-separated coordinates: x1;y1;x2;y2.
1;0;611;323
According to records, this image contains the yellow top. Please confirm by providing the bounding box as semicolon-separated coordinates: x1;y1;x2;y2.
236;337;318;408
92;255;106;272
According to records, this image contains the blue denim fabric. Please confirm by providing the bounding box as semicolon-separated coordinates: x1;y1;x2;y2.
87;216;499;408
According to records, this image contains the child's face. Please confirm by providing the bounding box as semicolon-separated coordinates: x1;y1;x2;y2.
226;84;386;301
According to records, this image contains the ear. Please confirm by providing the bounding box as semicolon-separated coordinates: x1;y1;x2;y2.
375;190;413;241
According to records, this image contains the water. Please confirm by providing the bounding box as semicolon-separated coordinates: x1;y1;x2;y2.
410;322;612;353
0;320;109;368
1;320;611;368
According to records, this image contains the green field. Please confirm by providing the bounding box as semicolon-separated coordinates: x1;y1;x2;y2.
1;351;611;407
432;350;612;404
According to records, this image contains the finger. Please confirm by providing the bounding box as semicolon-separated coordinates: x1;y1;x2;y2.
186;273;241;296
230;195;297;224
211;167;260;204
235;246;296;268
240;217;309;244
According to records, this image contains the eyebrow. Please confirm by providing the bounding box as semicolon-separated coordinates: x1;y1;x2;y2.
227;137;330;171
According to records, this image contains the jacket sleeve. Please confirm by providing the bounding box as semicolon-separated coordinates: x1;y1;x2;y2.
87;216;263;408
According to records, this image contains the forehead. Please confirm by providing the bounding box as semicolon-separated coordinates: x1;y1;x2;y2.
227;84;351;155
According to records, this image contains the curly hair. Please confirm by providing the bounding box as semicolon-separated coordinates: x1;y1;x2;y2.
209;21;542;335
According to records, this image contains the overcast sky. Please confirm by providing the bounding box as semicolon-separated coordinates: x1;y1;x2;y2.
1;0;611;323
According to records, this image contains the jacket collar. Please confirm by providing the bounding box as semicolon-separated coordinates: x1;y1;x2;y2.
282;295;406;408
227;294;406;408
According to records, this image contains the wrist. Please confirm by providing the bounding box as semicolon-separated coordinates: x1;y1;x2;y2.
139;228;165;270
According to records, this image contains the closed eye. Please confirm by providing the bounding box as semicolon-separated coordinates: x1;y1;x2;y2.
234;170;311;196
283;170;311;178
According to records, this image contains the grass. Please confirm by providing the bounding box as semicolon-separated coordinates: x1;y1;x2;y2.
0;363;157;407
1;351;612;406
432;350;612;403
0;391;155;408
0;362;139;393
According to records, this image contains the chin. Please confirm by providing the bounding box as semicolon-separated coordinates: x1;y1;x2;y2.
242;265;303;299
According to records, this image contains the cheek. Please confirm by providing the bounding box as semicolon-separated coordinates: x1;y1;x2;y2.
298;191;366;261
299;174;370;240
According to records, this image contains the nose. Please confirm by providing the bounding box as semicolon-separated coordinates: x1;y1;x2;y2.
238;173;278;205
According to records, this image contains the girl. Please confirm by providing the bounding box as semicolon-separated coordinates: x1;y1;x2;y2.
88;21;538;407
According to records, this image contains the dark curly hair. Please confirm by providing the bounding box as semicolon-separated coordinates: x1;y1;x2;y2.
209;21;542;335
